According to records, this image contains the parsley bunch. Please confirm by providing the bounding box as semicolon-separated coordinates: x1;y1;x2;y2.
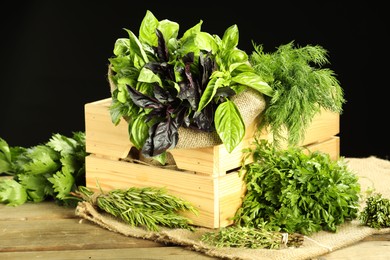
359;193;390;229
0;132;86;206
234;139;361;235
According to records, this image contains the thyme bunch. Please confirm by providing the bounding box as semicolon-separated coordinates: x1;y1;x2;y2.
76;186;198;231
359;193;390;229
201;225;304;249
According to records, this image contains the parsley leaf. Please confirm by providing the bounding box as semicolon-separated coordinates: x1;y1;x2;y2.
0;132;86;206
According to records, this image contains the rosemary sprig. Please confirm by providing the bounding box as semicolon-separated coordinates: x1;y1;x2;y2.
76;186;198;231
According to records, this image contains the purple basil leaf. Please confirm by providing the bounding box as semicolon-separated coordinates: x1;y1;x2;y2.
177;53;199;110
155;29;169;62
153;85;176;104
127;86;164;110
141;117;179;157
199;51;216;89
193;105;215;131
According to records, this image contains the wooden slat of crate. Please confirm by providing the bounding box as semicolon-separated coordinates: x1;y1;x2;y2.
85;98;131;159
85;135;338;229
305;136;340;160
85;98;340;176
85;155;246;229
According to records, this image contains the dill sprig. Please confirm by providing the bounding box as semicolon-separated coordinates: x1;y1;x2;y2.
250;41;345;147
76;186;198;231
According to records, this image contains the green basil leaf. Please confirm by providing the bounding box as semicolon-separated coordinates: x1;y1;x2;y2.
138;67;163;86
221;24;239;50
231;72;274;97
124;29;149;65
214;100;245;153
181;21;203;42
130;115;149;149
113;38;130;56
139;10;159;47
194;32;218;54
197;77;219;111
157;19;179;43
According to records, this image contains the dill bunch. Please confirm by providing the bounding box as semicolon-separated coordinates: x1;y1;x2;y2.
249;41;345;147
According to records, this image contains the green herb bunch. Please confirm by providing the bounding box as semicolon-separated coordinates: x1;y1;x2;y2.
76;186;198;231
249;42;345;147
108;10;273;163
233;139;361;235
359;193;390;229
0;132;87;206
201;224;304;249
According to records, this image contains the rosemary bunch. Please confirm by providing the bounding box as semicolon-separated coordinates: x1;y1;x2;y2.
76;186;198;231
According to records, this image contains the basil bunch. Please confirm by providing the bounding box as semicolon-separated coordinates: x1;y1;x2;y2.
108;10;273;163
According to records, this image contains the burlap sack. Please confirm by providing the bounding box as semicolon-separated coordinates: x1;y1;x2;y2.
107;65;266;150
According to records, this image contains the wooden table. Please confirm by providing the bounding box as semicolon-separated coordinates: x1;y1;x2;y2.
1;201;389;260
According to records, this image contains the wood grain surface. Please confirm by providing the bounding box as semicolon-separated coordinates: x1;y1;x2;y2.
1;200;389;259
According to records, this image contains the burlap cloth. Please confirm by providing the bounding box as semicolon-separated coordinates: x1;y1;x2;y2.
75;156;390;260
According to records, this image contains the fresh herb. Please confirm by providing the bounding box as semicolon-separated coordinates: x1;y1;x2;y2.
75;186;198;231
233;139;361;235
0;132;87;206
250;41;345;147
201;223;304;249
359;193;390;229
108;10;273;162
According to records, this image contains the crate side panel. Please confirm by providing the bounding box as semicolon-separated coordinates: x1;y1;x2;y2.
300;110;339;145
258;110;339;147
216;137;255;176
85;99;131;158
169;147;215;175
85;155;219;228
305;136;340;160
218;173;246;227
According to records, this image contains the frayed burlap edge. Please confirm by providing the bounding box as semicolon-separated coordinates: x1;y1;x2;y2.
75;156;390;260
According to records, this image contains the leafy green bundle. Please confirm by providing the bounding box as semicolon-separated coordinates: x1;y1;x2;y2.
250;42;345;147
108;10;273;163
0;132;86;206
76;186;198;231
359;193;390;229
234;139;361;235
201;224;304;249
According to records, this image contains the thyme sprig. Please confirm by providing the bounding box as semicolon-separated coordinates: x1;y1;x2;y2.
76;186;198;231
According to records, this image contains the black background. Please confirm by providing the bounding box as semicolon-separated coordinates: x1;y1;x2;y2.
0;1;388;159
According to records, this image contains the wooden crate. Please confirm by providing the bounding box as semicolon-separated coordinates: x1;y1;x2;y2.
84;98;340;228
